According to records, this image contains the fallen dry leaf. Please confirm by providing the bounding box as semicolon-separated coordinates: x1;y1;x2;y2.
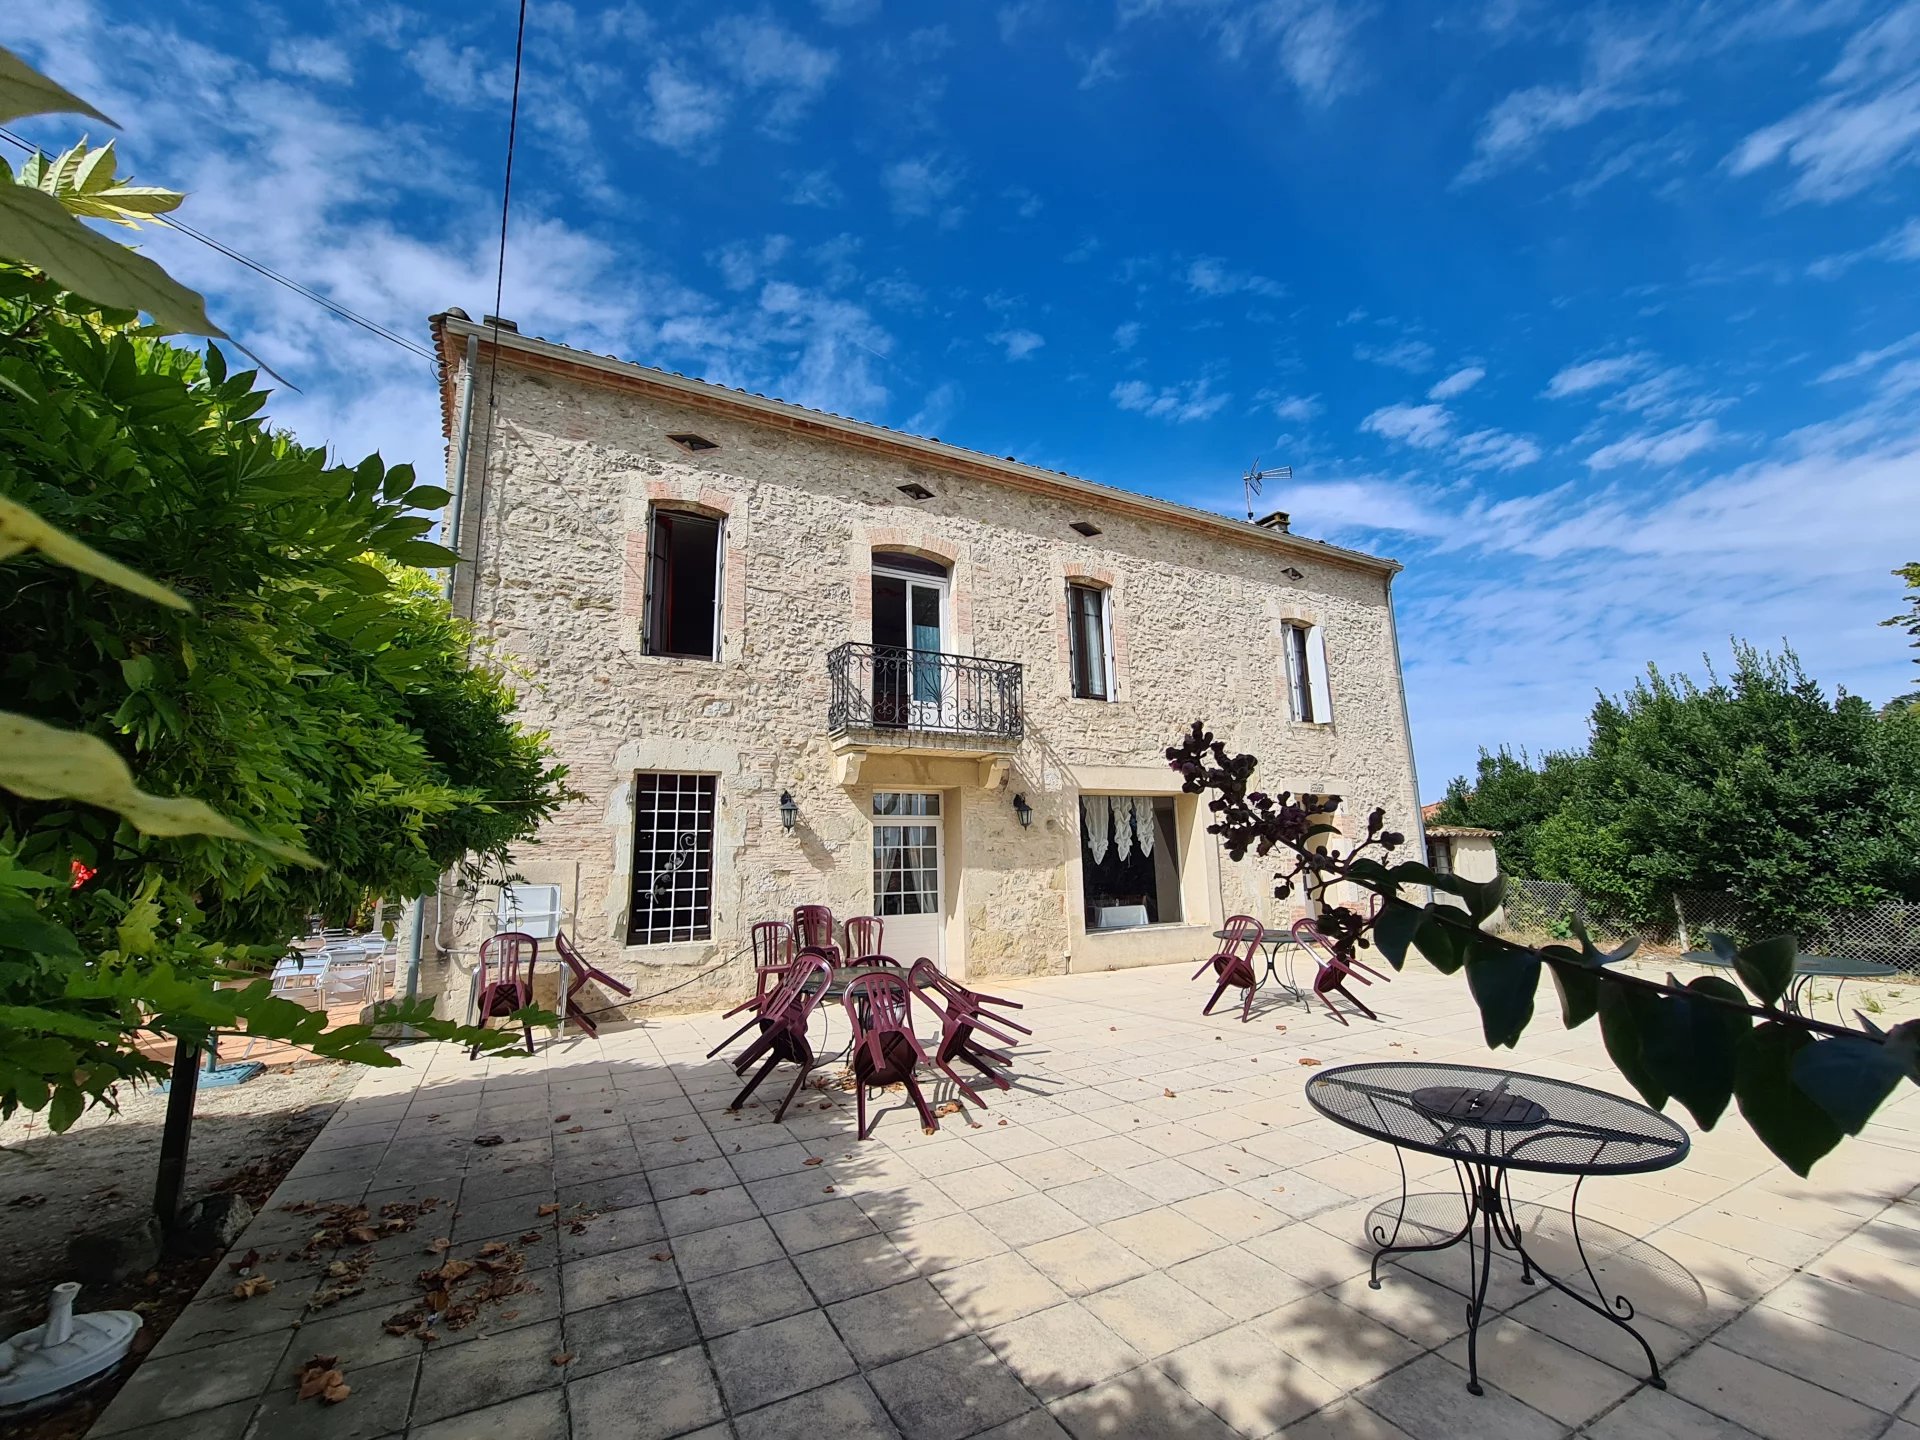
997;1119;1008;1127
672;1135;688;1143
474;1134;504;1147
564;1125;584;1134
1299;1058;1322;1067
537;1203;560;1216
477;1241;509;1257
1163;1088;1177;1098
689;1187;710;1196
922;1124;938;1136
934;1101;962;1117
519;1230;543;1244
294;1355;351;1404
427;1237;451;1254
802;1157;824;1167
552;1352;575;1367
9;1194;47;1209
554;1114;571;1123
650;1251;671;1262
231;1274;275;1300
823;1186;835;1193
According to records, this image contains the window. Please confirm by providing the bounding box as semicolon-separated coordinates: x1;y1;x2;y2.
644;508;723;660
626;773;716;944
1428;835;1455;877
1282;621;1332;723
1080;794;1183;930
872;792;940;917
1068;582;1113;700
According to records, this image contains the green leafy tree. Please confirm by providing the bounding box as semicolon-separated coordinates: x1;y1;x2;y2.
0;49;565;1129
1885;562;1920;711
1429;746;1585;879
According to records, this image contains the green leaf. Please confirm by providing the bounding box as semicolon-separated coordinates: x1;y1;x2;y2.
0;182;225;337
1733;935;1797;1009
401;485;452;510
1457;873;1506;925
0;494;190;610
0;712;317;865
1371;900;1425;971
387;539;461;568
1410;913;1466;974
1737;1022;1844;1176
1597;983;1667;1109
1546;955;1600;1029
0;913;84;960
47;1083;83;1133
1789;1035;1909;1136
1466;948;1538;1048
0;46;116;126
1638;976;1748;1129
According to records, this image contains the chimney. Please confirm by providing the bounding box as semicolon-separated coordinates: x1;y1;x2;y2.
481;315;519;332
1255;509;1291;533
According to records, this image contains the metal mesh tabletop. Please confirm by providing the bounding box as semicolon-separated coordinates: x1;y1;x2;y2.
1307;1062;1689;1176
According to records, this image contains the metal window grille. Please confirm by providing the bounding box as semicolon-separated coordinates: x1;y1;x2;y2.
626;773;716;944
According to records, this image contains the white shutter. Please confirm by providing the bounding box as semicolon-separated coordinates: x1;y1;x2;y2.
1307;624;1333;723
710;516;726;662
1100;589;1117;702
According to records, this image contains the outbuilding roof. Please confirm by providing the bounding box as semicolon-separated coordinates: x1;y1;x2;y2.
1425;825;1500;838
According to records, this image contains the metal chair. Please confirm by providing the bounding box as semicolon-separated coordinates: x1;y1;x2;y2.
1194;913;1264;1022
843;971;941;1139
554;929;632;1038
1291;917;1387;1025
844;915;884;960
726;954;835;1122
793;905;842;963
470;931;539;1057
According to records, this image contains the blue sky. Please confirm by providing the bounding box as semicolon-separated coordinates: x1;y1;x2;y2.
9;1;1920;799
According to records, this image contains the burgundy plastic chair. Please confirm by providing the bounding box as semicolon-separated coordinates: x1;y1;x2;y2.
1193;914;1264;1022
844;915;884;961
470;931;539;1057
909;958;1030;1099
553;930;631;1038
705;927;812;1060
793;905;841;963
1291;917;1387;1026
727;953;835;1121
752;920;797;970
843;972;941;1139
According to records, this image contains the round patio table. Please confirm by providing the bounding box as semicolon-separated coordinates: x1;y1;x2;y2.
1211;927;1311;1009
1684;951;1898;1023
805;961;933;1065
1306;1060;1688;1397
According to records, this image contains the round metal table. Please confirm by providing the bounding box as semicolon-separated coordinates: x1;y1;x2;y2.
1684;950;1898;1023
1211;927;1311;1010
1307;1061;1689;1396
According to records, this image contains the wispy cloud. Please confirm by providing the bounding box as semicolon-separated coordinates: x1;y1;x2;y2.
1117;0;1367;105
1428;365;1485;400
708;15;839;132
1113;320;1142;351
815;0;879;24
1809;216;1920;277
1361;401;1453;449
1585;418;1722;469
882;155;965;226
1112;375;1231;422
1355;337;1436;373
784;168;844;208
1817;331;1920;382
1185;255;1287;300
1076;43;1124;88
1265;392;1322;423
1544;352;1648;397
643;59;730;155
1362;400;1540;470
990;328;1046;361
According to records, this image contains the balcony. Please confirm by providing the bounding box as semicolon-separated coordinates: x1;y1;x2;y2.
826;642;1023;785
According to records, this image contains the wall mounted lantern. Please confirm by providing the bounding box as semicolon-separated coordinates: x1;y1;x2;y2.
1012;793;1033;828
779;790;798;832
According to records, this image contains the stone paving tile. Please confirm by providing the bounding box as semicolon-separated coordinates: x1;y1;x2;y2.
1047;1175;1159;1226
982;1302;1145;1401
1436;1315;1637;1426
1081;1271;1235;1357
709;1308;859;1412
793;1231;921;1303
736;1374;903;1440
249;1349;418;1440
411;1317;566;1426
689;1256;817;1337
867;1335;1040;1440
829;1278;971;1366
562;1241;684;1309
91;1330;289;1436
1158;1320;1345;1438
671;1215;786;1280
1583;1387;1766;1440
562;1287;700;1377
768;1195;881;1253
1019;1228;1152;1296
1664;1340;1888;1440
891;1212;1009;1275
1352;1351;1562;1440
568;1345;725;1440
930;1250;1070;1330
1165;1243;1311;1320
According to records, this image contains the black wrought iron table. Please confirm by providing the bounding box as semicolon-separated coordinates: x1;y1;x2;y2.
1306;1061;1689;1396
1211;927;1311;1009
1684;950;1898;1024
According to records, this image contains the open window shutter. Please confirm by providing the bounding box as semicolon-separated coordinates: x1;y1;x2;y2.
1100;589;1116;702
709;516;726;661
1307;624;1333;723
644;511;669;654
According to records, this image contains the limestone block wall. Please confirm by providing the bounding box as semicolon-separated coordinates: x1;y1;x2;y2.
430;341;1420;1017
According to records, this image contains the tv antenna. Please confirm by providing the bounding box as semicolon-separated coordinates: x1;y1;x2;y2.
1242;457;1292;520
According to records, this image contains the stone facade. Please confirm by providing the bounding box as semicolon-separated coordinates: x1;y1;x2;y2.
425;316;1422;1018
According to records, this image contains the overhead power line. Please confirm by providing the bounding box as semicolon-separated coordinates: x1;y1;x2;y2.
0;124;437;367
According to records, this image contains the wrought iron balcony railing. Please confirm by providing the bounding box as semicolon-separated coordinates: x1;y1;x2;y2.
827;642;1023;741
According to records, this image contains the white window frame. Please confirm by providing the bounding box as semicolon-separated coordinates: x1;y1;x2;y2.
1068;581;1116;702
1283;621;1333;724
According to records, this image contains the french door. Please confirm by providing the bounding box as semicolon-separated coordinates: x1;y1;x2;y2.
871;791;944;967
871;569;948;728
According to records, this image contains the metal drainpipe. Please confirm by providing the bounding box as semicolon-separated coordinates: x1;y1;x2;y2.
1383;571;1429;894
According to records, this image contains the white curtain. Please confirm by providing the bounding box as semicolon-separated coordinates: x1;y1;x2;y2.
1133;797;1155;857
1109;796;1133;861
1081;795;1109;864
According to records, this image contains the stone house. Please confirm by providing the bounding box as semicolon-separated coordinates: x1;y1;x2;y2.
422;311;1424;1016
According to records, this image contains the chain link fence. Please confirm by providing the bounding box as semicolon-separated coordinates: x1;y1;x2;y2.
1495;877;1920;977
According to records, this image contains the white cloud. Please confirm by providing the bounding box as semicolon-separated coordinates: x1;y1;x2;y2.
643;60;730;154
1454;429;1543;470
1809;216;1920;277
1113;321;1142;350
1354;337;1436;373
1428;365;1485;400
1077;44;1124;88
708;15;838;131
1544;353;1647;397
990;328;1046;361
1585;419;1723;469
712;235;793;291
1817;332;1920;382
267;36;352;84
882;155;964;225
816;0;880;23
1362;402;1453;448
1112;376;1231;423
784;168;843;208
1185;256;1287;300
1117;0;1366;105
907;381;960;436
1268;392;1321;423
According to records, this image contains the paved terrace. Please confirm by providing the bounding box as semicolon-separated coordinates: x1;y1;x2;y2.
90;961;1920;1440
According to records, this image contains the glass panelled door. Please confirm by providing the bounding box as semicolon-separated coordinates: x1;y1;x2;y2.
872;792;943;966
871;570;947;728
